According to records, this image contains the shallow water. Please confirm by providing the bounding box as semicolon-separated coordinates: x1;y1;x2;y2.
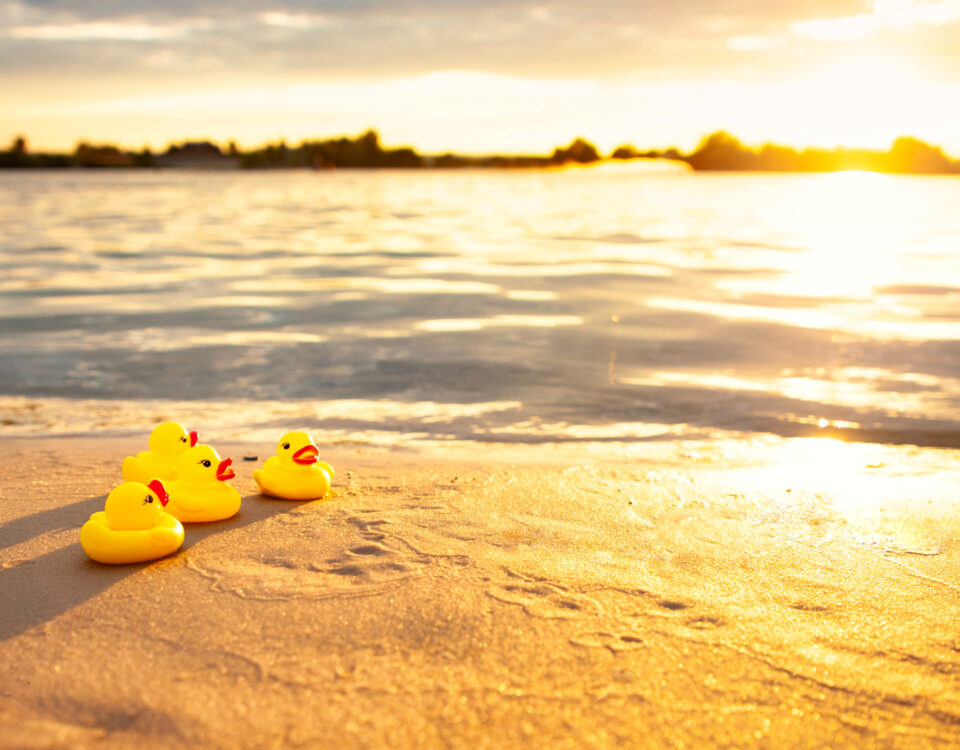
2;167;960;447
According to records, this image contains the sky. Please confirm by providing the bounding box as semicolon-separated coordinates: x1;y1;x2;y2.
3;0;960;156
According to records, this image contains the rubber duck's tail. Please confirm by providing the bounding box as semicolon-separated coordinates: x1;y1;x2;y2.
252;469;273;496
121;456;149;484
317;461;335;480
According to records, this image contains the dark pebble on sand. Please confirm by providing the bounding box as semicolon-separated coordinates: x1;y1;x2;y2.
243;456;258;461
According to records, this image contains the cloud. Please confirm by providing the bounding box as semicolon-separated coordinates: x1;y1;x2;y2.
726;34;772;51
4;1;958;84
7;19;211;41
257;10;332;29
0;0;879;81
791;0;960;42
4;0;960;154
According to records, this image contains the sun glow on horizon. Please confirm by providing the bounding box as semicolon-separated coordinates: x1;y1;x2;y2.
771;56;936;149
715;52;960;155
8;58;960;159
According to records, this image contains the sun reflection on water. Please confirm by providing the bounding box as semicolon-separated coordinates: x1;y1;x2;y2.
688;171;958;339
415;314;583;332
621;367;960;421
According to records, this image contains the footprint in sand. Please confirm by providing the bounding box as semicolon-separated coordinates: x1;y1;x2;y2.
486;572;602;619
187;512;431;600
570;631;645;652
683;614;726;630
648;597;728;631
323;538;427;578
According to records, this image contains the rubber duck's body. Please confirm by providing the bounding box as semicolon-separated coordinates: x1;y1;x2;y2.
81;480;184;564
166;444;241;523
122;422;198;484
254;431;334;500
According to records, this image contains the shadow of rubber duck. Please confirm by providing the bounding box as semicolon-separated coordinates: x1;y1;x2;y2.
0;493;298;643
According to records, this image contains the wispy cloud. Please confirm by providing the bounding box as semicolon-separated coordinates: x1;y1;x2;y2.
792;0;960;42
7;19;210;41
0;0;874;78
257;11;333;29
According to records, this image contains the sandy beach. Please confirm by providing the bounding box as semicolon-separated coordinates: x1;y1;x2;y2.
3;435;960;748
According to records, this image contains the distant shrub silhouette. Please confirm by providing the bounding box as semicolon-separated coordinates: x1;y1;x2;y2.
550;138;600;164
240;130;423;169
74;143;135;168
611;144;639;160
2;128;960;174
681;131;960;174
686;132;757;171
888;137;952;174
0;134;70;167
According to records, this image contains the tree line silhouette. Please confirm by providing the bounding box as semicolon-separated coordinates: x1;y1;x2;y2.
2;129;959;174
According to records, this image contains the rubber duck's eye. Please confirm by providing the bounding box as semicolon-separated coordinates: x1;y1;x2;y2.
282;443;290;450
201;459;212;468
180;436;187;442
143;495;154;504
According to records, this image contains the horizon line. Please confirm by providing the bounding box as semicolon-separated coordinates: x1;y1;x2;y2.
7;129;960;162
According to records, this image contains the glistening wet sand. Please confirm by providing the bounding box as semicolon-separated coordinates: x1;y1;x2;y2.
3;436;960;748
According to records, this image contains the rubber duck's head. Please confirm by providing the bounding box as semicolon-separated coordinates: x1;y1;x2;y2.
148;421;198;456
104;480;169;530
276;431;320;468
176;444;236;484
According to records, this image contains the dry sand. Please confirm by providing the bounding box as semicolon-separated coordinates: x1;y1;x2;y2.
2;435;960;748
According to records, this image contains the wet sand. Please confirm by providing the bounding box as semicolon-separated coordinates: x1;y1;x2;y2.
2;435;960;748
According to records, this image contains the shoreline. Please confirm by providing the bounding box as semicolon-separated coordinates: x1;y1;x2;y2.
3;435;960;747
4;163;960;177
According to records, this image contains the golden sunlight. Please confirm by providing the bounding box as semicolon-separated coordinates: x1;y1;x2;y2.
686;170;959;340
753;55;942;150
11;60;960;157
773;171;909;297
6;1;960;745
745;437;960;557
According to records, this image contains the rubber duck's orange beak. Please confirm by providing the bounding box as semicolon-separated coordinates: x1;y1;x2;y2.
216;458;236;482
147;479;170;507
189;430;198;447
292;445;319;465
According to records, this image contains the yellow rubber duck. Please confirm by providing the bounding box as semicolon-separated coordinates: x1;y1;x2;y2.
254;431;334;500
81;480;184;564
122;421;198;484
165;444;241;523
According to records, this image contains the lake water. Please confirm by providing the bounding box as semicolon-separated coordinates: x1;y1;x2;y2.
2;167;960;449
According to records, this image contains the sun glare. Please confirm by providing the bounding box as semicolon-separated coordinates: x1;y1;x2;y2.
767;55;931;149
710;170;910;302
782;171;908;295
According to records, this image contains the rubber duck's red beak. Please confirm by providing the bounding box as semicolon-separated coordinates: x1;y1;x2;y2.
216;458;236;482
147;479;169;507
189;430;198;447
292;445;319;465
